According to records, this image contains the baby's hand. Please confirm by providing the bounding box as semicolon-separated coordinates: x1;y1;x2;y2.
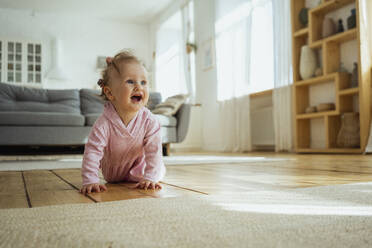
80;183;107;195
133;180;162;190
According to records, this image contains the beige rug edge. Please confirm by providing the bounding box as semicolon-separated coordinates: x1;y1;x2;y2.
2;182;372;248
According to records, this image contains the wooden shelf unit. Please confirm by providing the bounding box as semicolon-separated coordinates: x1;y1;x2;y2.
291;0;372;153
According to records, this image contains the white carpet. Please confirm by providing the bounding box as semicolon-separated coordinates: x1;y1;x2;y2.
1;182;372;247
0;155;288;171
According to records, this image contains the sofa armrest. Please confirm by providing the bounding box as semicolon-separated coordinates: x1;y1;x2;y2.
175;103;191;143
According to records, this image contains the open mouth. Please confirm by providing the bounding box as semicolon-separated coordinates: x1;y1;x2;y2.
130;95;142;103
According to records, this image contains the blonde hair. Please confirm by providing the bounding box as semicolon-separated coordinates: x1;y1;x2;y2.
97;50;141;100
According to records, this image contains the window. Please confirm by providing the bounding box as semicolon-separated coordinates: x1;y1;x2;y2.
0;40;42;85
215;0;274;100
249;3;274;93
155;1;195;100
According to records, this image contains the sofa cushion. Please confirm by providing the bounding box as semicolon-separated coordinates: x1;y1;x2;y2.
152;94;188;116
0;82;80;113
154;114;177;127
80;89;104;115
0;112;85;126
85;114;100;126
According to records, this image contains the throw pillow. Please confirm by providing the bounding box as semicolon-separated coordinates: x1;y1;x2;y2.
152;94;189;116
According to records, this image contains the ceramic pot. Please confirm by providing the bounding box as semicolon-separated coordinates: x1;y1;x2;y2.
337;19;345;33
322;18;336;38
347;8;356;29
337;112;360;148
351;62;358;88
299;8;309;27
299;45;317;80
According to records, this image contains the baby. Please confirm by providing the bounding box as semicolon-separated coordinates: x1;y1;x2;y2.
80;51;166;195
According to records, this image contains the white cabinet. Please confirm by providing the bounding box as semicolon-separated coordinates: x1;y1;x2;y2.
0;40;43;85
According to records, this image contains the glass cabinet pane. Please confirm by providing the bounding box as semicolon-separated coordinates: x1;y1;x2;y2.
8;72;13;81
8;42;14;52
35;73;41;83
28;73;33;82
35;56;41;63
35;44;41;54
8;54;14;61
16;54;21;62
15;72;21;82
16;43;22;53
16;63;21;71
28;44;33;54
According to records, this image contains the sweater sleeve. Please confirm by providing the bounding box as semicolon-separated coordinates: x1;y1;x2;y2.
81;118;109;185
142;117;166;182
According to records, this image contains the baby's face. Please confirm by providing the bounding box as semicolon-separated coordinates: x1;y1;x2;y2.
109;62;149;114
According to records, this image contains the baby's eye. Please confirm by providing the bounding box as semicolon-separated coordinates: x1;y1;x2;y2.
126;80;134;84
140;81;147;86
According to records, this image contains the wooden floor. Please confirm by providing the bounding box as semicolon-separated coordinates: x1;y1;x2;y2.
1;152;372;209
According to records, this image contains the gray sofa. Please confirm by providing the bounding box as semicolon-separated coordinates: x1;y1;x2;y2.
0;82;190;155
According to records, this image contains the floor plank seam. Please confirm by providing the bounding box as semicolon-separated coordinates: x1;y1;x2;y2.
50;170;97;203
160;182;209;195
21;171;32;208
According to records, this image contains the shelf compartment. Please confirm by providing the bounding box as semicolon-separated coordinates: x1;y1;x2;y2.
339;94;359;113
323;30;357;74
339;87;359;96
309;29;357;49
291;0;307;33
311;0;355;15
297;110;338;120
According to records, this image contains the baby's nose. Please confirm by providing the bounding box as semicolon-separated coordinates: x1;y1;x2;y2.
133;81;143;89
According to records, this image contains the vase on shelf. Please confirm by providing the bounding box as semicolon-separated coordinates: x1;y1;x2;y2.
322;18;336;38
337;112;360;148
347;8;357;29
299;8;308;27
351;62;358;88
299;45;317;80
337;19;345;33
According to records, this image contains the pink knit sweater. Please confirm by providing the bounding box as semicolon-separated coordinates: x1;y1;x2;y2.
81;102;166;185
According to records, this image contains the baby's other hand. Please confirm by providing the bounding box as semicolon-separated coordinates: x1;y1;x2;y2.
133;180;162;190
80;183;107;195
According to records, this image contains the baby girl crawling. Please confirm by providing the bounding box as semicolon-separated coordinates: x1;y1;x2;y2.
80;51;165;194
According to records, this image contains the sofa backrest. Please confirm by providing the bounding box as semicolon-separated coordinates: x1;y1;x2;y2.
79;89;163;114
0;82;80;113
80;89;104;115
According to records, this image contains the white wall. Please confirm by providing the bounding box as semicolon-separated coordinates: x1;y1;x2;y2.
0;8;151;90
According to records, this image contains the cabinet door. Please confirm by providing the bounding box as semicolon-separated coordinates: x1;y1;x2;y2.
0;39;42;85
27;43;42;84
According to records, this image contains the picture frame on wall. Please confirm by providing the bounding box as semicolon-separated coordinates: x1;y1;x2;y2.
202;38;215;71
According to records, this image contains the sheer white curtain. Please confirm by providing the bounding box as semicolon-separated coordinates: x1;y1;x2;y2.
181;1;195;101
272;0;293;151
215;0;273;152
155;1;195;100
216;14;252;152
